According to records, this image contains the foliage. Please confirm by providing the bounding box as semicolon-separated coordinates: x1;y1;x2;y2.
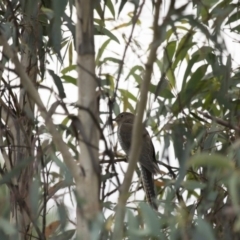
1;0;240;239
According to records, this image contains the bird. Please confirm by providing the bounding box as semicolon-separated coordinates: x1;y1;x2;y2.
113;112;160;210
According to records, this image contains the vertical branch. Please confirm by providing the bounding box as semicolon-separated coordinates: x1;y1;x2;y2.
75;0;100;239
112;1;163;239
9;4;38;238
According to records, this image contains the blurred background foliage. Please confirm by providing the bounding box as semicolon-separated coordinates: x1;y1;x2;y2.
1;0;240;239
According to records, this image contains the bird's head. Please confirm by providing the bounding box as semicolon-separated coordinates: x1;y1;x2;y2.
113;112;135;124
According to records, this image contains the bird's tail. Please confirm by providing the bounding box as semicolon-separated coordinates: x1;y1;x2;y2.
140;165;158;210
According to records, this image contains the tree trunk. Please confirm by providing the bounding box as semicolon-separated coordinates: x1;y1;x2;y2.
75;0;100;239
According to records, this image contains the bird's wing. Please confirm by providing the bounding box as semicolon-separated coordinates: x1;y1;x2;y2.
120;123;161;174
141;128;161;175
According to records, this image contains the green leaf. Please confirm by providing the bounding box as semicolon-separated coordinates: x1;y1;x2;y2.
23;1;38;19
94;1;104;19
119;89;138;102
127;210;139;240
49;0;68;60
0;218;16;235
182;180;206;190
162;41;177;86
125;65;144;81
0;157;33;185
57;203;68;229
90;213;104;240
182;54;200;87
118;0;127;16
61;65;76;75
48;69;66;98
166;68;175;87
49;229;75;240
52;154;73;184
152;79;174;99
172;64;208;113
164;41;177;62
184;64;208;93
41;7;54;20
166;25;191;41
195;217;215;240
188;153;234;169
94;25;120;43
0;23;13;41
96;39;111;67
192;46;214;61
201;0;219;7
226;11;240;25
61;75;76;85
120;89;136;112
106;0;115;18
172;31;194;69
202;125;218;151
211;0;232;11
229;173;239;206
111;21;131;31
138;202;160;237
102;57;122;64
100;74;115;91
231;24;240;33
68;41;73;65
63;13;75;44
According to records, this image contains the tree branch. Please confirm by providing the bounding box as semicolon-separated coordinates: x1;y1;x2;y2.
112;1;163;239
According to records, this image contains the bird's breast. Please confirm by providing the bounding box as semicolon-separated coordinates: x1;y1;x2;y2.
117;125;132;154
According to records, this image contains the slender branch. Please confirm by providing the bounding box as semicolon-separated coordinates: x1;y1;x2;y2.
197;111;240;132
112;1;163;239
100;157;127;164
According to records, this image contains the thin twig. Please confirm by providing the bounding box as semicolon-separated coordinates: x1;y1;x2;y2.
197;111;240;132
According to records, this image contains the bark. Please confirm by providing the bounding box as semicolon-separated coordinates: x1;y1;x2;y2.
75;0;100;239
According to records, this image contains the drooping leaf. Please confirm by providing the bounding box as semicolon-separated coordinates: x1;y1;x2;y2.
48;69;66;98
188;153;233;169
94;25;120;43
96;39;112;67
118;0;127;16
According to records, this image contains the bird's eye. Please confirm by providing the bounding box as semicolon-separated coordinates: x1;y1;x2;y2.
120;114;123;118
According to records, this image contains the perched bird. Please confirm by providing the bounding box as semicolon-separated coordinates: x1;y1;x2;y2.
113;112;160;210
